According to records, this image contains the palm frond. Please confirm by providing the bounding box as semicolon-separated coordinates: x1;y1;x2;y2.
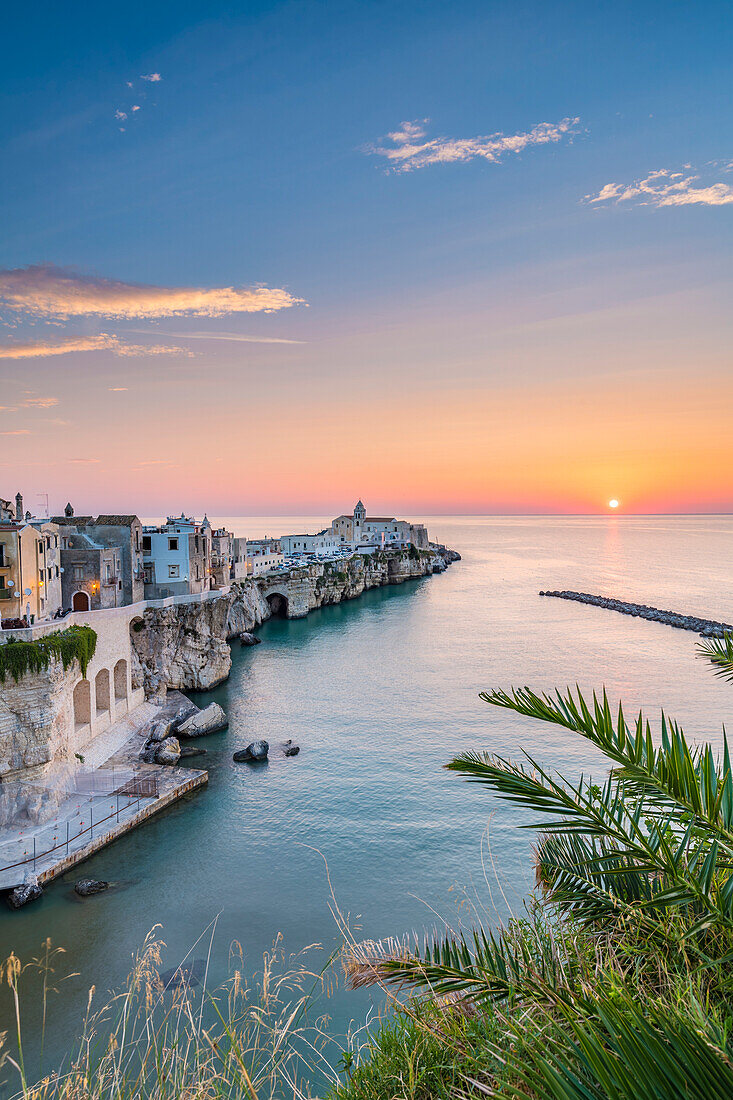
698;633;733;683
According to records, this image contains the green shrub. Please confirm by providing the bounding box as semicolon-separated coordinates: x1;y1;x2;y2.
330;1002;502;1100
0;625;97;683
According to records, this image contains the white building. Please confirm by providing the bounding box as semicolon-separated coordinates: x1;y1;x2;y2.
327;501;429;551
142;514;212;598
246;538;284;575
280;531;341;558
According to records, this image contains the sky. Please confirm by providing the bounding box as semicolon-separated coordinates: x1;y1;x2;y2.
1;0;732;518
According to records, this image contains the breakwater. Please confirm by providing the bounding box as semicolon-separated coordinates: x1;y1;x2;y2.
539;590;733;637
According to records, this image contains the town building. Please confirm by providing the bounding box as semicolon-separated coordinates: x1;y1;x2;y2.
231;537;250;581
0;493;63;624
327;501;430;551
59;529;122;611
142;514;213;598
246;538;284;575
50;506;145;609
280;531;341;558
210;526;234;588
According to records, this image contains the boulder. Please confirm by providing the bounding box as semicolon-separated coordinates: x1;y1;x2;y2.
155;737;181;765
233;740;269;762
7;878;42;909
161;958;206;989
139;745;158;764
147;718;174;743
169;703;198;732
179;746;207;758
176;702;228;739
283;745;300;757
240;632;262;646
75;879;109;897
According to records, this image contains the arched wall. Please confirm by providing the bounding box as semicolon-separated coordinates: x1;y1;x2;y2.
95;668;111;715
73;679;92;730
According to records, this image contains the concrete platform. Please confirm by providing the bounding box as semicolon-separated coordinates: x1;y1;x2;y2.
0;694;207;891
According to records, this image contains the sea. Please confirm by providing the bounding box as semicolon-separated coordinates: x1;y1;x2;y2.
0;515;731;1091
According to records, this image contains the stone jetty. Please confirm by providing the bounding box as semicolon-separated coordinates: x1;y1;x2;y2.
539;590;733;637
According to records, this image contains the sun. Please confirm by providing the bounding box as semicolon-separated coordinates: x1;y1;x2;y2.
608;499;620;510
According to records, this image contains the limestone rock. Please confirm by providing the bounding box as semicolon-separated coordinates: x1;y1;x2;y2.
233;739;269;762
147;719;174;743
8;877;42;909
177;702;228;739
75;879;109;896
240;632;262;646
161;958;206;989
155;737;181;765
179;746;207;758
283;744;300;757
170;704;198;732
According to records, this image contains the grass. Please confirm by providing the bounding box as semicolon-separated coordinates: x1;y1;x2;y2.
0;927;335;1099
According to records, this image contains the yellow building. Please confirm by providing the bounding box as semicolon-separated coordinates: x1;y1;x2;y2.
0;521;62;625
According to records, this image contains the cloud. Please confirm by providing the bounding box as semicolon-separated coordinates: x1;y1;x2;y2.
586;167;733;208
141;73;162;82
115;110;127;121
128;328;305;345
0;333;193;359
131;105;141;112
109;387;128;392
21;394;58;408
0;265;305;319
68;458;101;464
0;430;31;436
368;117;580;172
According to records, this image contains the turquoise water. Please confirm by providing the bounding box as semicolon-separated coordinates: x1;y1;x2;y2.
1;516;732;1088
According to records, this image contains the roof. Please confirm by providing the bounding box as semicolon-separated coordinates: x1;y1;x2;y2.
93;515;140;526
51;516;94;526
364;517;397;524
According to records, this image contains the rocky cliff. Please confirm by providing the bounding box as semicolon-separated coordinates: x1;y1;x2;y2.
131;546;456;694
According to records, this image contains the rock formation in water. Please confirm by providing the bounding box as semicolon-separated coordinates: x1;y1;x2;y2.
130;546;456;695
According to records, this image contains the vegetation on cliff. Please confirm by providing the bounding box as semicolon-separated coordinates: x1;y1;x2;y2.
334;634;733;1099
0;625;97;683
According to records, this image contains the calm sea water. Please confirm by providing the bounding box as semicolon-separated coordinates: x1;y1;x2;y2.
1;516;732;1087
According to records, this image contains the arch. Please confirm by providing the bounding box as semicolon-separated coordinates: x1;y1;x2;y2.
114;658;128;701
73;679;92;732
95;668;111;717
266;592;289;618
72;590;90;612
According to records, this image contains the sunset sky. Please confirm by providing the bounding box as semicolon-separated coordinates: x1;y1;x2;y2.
1;0;732;517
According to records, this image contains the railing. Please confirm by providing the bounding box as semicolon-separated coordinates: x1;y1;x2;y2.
0;776;159;879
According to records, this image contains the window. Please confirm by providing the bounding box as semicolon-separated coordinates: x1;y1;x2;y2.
73;565;84;582
168;537;178;551
0;545;5;566
142;535;151;552
168;564;180;579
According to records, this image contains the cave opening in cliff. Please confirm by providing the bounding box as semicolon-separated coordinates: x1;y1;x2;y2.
266;593;289;618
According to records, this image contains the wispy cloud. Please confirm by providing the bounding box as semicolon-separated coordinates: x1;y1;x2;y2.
0;333;193;359
0;429;31;436
0;265;305;319
368;117;580;173
109;387;128;392
21;394;58;408
68;458;101;465
115;110;127;121
128;328;305;345
141;73;162;82
587;167;733;208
